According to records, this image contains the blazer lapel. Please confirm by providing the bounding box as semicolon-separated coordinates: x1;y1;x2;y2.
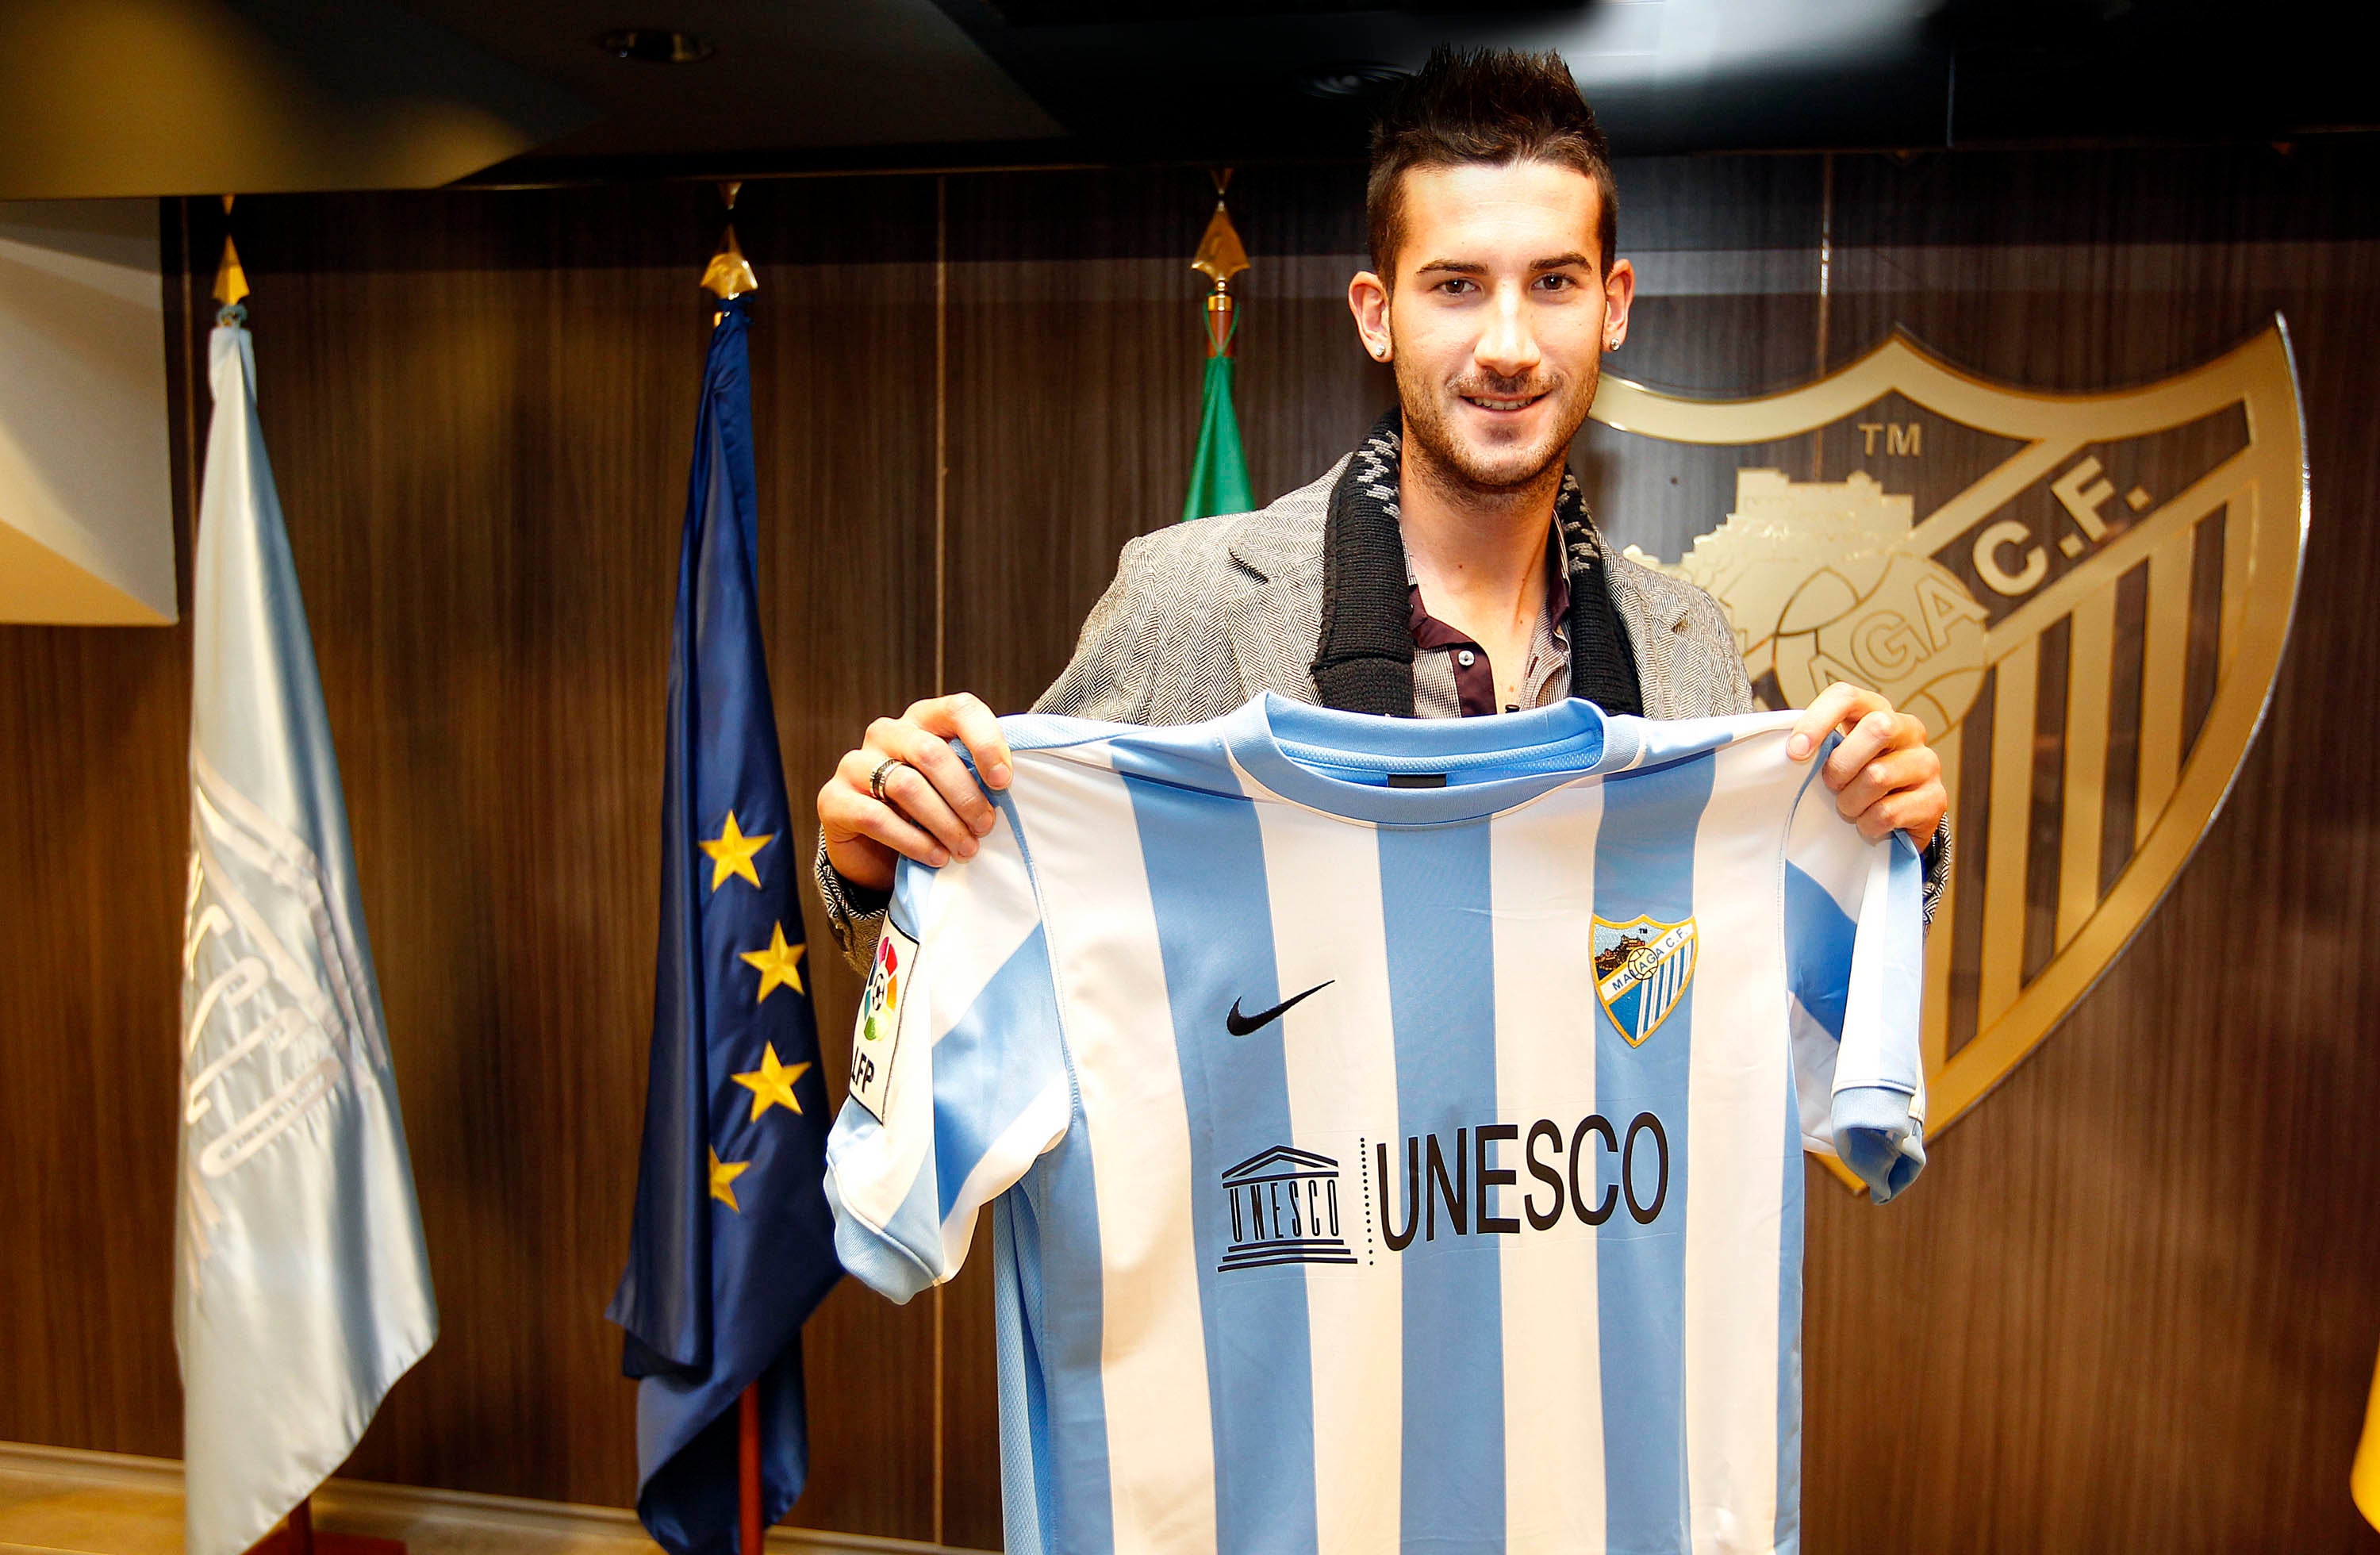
1221;461;1340;708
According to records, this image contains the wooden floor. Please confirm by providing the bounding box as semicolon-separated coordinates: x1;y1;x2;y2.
0;1443;957;1555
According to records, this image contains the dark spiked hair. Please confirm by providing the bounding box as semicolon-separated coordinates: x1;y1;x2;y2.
1366;46;1618;283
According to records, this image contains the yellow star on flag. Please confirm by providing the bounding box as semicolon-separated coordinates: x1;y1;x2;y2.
731;1042;814;1120
739;922;805;1003
708;1147;750;1212
699;812;774;891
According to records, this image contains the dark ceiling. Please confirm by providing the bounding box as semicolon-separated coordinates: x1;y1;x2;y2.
1;0;2373;199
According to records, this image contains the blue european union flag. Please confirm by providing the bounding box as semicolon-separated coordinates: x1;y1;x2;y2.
608;295;839;1555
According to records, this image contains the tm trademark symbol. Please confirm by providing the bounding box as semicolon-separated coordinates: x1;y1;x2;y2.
1856;421;1922;457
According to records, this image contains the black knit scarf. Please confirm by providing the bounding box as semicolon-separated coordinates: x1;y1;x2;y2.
1311;409;1644;718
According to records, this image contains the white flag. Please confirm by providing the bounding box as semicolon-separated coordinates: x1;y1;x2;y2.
176;320;436;1555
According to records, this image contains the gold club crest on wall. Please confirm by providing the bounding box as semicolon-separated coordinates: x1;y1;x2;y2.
1590;321;2306;1139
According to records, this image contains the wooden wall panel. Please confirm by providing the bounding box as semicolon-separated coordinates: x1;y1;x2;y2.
0;202;198;1461
5;142;2380;1553
0;180;949;1538
1794;144;2380;1553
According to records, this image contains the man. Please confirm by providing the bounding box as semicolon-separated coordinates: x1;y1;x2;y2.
815;46;1948;967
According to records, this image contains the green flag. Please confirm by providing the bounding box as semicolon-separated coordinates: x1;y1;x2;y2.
1183;349;1253;522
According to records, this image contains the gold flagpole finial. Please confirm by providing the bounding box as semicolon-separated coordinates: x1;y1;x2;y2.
1191;170;1248;288
212;194;249;317
1191;169;1247;357
702;179;758;304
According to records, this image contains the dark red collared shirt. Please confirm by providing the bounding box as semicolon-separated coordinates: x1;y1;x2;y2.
1406;525;1574;718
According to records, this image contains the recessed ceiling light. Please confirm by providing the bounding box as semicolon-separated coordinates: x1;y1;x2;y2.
1299;62;1409;99
597;29;716;64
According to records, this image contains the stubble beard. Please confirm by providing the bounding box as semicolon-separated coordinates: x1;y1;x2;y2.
1394;352;1600;510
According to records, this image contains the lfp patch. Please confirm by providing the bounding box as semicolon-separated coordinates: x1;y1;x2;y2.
849;920;917;1121
1591;915;1699;1047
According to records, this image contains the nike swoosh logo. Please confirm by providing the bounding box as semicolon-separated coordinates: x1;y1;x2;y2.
1226;981;1334;1036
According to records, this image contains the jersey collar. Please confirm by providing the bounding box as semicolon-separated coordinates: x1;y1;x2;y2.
1219;693;1644;825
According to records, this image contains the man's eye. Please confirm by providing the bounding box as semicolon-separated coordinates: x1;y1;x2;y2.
1436;277;1476;295
1536;273;1576;291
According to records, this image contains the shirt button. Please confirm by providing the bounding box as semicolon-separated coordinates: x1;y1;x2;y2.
1457;649;1476;667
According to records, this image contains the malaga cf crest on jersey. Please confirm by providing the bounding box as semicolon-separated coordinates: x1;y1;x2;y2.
1591;915;1699;1046
1587;320;2306;1150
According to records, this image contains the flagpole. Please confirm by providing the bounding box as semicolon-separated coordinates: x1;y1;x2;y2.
213;194;249;317
210;198;412;1555
1181;169;1255;522
704;179;769;1555
703;180;758;327
739;1383;763;1552
615;168;834;1555
257;1495;404;1555
1194;168;1243;361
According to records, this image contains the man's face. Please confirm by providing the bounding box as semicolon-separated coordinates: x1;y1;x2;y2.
1358;159;1633;495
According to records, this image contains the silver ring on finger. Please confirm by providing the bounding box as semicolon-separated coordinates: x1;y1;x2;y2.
868;756;912;804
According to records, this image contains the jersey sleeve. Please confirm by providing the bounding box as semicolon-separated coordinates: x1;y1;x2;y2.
1781;751;1929;1204
823;793;1073;1302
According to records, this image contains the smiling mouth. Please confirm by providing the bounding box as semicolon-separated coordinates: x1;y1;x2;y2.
1461;391;1548;413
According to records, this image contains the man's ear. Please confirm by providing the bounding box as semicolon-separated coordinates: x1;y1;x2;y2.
1603;257;1637;351
1348;271;1393;363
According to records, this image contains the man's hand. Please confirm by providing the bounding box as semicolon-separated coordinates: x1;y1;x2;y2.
818;693;1014;894
1786;682;1948;850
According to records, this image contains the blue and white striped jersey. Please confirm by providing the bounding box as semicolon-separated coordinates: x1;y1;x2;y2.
826;693;1925;1555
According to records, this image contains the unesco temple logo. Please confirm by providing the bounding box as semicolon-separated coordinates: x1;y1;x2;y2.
1218;1146;1359;1273
1590;321;2307;1159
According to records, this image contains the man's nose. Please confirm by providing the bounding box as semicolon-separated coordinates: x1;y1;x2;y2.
1475;285;1541;381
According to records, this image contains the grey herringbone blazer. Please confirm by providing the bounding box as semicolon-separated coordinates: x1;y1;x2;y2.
816;457;1860;968
1031;455;1756;725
